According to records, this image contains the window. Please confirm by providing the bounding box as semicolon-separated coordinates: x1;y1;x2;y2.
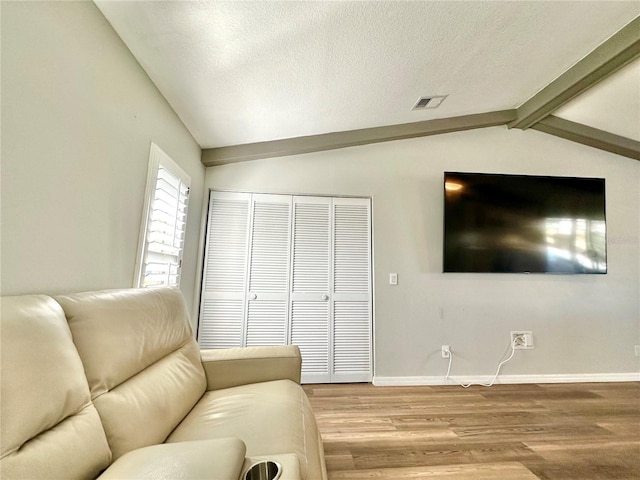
134;143;190;288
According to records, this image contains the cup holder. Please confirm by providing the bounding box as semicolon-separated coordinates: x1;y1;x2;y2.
243;460;282;480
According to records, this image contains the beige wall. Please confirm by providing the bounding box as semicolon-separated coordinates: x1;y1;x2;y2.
1;1;205;311
204;127;640;381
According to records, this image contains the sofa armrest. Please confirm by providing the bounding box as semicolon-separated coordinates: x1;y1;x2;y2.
200;345;302;390
97;438;246;480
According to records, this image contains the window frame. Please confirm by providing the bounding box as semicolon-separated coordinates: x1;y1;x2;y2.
134;142;191;289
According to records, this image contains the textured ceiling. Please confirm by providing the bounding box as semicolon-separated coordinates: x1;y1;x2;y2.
95;1;639;149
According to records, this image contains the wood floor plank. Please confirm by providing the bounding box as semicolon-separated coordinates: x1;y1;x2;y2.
328;461;540;479
452;423;614;442
304;382;640;480
319;428;460;444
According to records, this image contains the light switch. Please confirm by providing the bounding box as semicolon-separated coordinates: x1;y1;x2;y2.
389;273;398;285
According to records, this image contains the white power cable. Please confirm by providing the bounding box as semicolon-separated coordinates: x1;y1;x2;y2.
445;339;518;388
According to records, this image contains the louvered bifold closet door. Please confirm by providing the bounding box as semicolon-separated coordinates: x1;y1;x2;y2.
245;194;292;347
332;197;372;382
198;191;251;349
198;192;372;383
290;197;331;383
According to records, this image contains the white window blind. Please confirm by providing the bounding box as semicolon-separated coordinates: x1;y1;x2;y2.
135;143;191;288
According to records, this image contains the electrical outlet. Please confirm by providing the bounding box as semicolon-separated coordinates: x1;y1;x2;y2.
511;331;534;349
441;345;451;358
635;345;640;357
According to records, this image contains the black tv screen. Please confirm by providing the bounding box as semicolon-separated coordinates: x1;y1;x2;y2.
443;172;607;274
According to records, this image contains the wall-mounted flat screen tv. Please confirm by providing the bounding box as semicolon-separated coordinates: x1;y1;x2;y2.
443;172;606;274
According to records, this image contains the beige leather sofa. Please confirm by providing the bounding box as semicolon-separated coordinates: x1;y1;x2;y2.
1;287;327;480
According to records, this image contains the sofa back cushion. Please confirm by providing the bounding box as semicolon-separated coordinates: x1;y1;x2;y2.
56;287;206;460
0;295;111;479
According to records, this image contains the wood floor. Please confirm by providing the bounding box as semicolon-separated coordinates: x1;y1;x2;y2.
303;382;640;480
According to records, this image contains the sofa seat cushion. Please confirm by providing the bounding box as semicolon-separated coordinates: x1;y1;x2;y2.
166;379;323;480
98;438;246;480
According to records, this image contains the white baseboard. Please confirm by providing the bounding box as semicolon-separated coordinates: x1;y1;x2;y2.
372;372;640;386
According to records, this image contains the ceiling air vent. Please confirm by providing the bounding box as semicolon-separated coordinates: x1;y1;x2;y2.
412;95;448;110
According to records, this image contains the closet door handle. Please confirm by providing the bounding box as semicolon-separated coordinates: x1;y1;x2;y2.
322;294;329;301
250;293;258;300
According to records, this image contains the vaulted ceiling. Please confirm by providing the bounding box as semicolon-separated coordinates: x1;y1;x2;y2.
95;1;640;164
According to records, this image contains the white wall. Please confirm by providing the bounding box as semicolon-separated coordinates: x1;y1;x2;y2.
1;1;205;310
204;127;640;381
